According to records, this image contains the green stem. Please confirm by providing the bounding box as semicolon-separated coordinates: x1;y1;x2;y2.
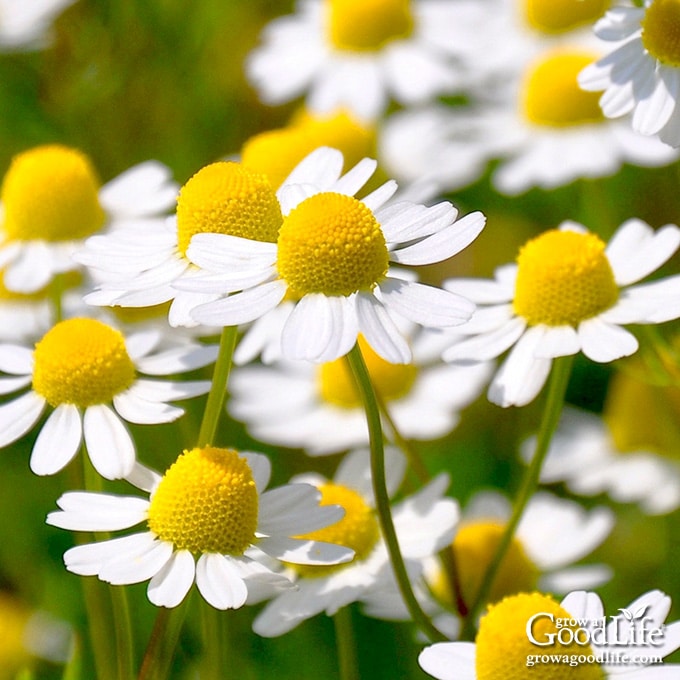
82;455;136;679
200;603;228;680
334;606;360;680
345;343;447;643
197;325;238;446
49;273;64;324
137;602;189;680
461;355;574;638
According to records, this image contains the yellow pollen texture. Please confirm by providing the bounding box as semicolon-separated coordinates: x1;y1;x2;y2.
642;0;680;67
318;336;417;408
277;192;389;297
32;318;135;408
523;51;605;127
524;0;610;34
176;162;283;256
241;111;374;189
1;145;105;242
147;447;259;555
513;230;619;327
293;482;379;577
452;521;539;612
476;593;605;680
326;0;414;51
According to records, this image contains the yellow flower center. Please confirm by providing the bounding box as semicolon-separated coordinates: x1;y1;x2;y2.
524;0;610;34
522;50;605;127
318;336;417;407
241;110;374;190
277;192;389;297
326;0;415;51
1;145;105;242
147;447;259;555
175;162;283;256
476;593;604;680
513;229;619;327
293;482;380;577
32;318;136;408
448;522;538;612
642;0;680;67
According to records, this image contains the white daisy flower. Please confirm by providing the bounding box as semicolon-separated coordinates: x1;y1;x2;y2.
0;145;178;294
419;589;680;679
0;317;217;479
252;447;459;636
361;490;613;624
245;0;468;122
228;333;492;455
442;218;680;407
76;159;287;328
528;407;680;515
180;147;485;364
46;447;354;609
0;0;76;51
579;0;680;148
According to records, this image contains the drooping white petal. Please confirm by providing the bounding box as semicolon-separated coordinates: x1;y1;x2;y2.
195;553;248;610
355;292;411;363
533;325;581;359
281;293;358;362
0;375;32;395
113;391;184;425
442;316;526;362
83;405;136;480
578;318;638;363
30;405;82;476
190;281;287;327
47;492;149;531
258;483;344;535
379;278;474;328
98;535;174;585
147;550;195;608
488;328;552;407
0;391;46;447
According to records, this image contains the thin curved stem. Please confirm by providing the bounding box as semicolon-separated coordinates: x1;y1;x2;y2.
197;325;238;446
461;355;574;638
137;601;189;680
345;343;447;643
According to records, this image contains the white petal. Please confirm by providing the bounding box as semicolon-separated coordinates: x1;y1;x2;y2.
355;292;411;363
241;451;271;493
632;68;678;136
0;391;46;447
30;405;82;476
190;281;286;326
278;147;344;191
83;405;136;480
0;344;34;374
256;535;354;565
195;553;248;610
560;590;604;621
578;318;638;362
331;157;377;196
258;483;344;535
99;536;174;585
147;550;195;608
533;325;581;359
442;316;526;362
418;642;476;680
47;492;149;531
361;180;399;212
0;375;33;394
134;344;218;375
379;278;474;328
281;294;358;362
113;391;184;425
488;328;552;407
442;277;514;305
186;233;276;272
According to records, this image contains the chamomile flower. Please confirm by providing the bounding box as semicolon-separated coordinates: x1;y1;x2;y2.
46;447;354;609
0;0;76;51
77;159;286;328
252;447;459;636
228;333;492;455
0;317;217;479
419;589;680;679
0;145;178;294
361;490;613;624
579;0;680;148
530;406;680;515
181;147;485;364
443;219;680;407
246;0;466;122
